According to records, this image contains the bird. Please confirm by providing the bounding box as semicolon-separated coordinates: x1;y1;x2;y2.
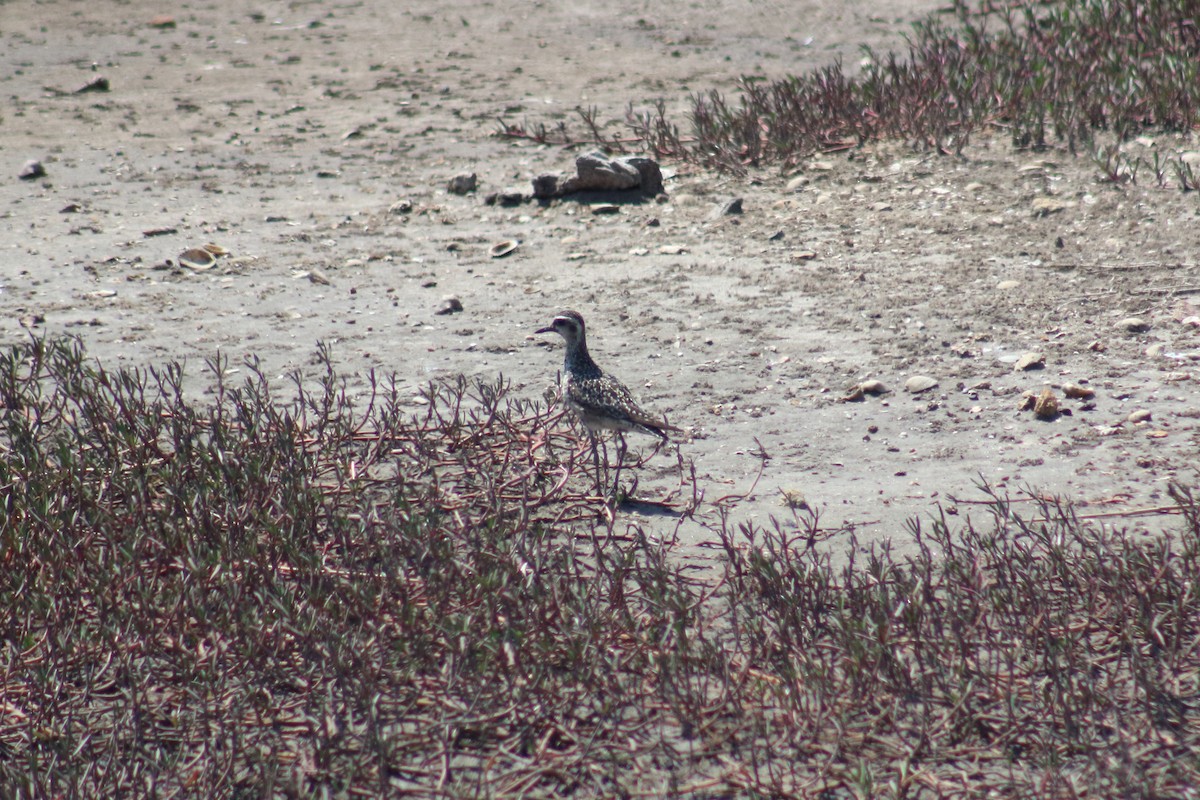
536;309;680;495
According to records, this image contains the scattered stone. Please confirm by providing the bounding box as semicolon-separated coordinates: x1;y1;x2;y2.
1031;197;1068;217
1033;388;1059;419
18;160;46;180
591;204;620;215
178;247;217;270
657;244;687;255
842;378;888;402
489;239;519;258
768;230;785;241
1117;316;1150;333
871;201;893;212
808;160;834;171
1181;315;1200;328
840;386;867;403
905;375;938;394
1128;409;1152;424
19;313;45;328
389;199;413;215
74;76;110;94
435;295;464;315
87;289;117;299
531;173;561;199
148;15;176;28
621;156;665;196
447;172;477;195
1013;352;1045;372
996;279;1020;291
307;269;331;285
785;175;808;192
710;198;743;219
142;227;178;237
1062;382;1095;400
486;189;526;207
790;251;817;262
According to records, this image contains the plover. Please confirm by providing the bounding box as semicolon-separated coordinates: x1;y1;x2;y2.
537;310;680;497
536;309;680;441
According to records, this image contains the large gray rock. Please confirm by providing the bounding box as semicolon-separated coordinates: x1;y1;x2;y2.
533;151;664;198
570;150;641;191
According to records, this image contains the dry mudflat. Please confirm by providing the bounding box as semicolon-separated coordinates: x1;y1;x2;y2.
3;0;1199;549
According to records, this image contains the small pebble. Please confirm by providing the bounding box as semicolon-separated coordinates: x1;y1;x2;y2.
1062;382;1095;400
1128;409;1152;424
436;296;464;315
1013;352;1045;372
447;172;477;195
1031;197;1068;216
1117;316;1150;333
18;160;46;180
905;375;938;394
1033;388;1059;419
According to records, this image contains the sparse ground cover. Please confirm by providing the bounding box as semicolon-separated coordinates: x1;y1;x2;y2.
1;337;1198;796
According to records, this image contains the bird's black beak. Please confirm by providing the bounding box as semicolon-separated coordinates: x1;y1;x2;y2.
535;325;554;334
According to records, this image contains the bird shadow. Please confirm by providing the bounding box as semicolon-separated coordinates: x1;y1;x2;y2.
616;496;683;518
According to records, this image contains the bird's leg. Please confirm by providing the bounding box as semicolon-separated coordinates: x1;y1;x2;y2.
589;431;604;497
610;433;629;502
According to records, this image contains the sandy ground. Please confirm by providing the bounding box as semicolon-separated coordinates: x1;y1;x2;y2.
3;0;1199;551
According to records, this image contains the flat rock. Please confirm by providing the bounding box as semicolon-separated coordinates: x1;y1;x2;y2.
1117;316;1150;333
1062;382;1095;400
905;375;939;394
1013;352;1045;372
1031;197;1069;217
709;197;743;219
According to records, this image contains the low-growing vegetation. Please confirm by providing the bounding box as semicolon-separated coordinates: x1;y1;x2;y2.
505;0;1200;186
1;336;1198;797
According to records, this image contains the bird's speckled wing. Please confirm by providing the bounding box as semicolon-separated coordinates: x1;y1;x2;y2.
565;372;679;438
